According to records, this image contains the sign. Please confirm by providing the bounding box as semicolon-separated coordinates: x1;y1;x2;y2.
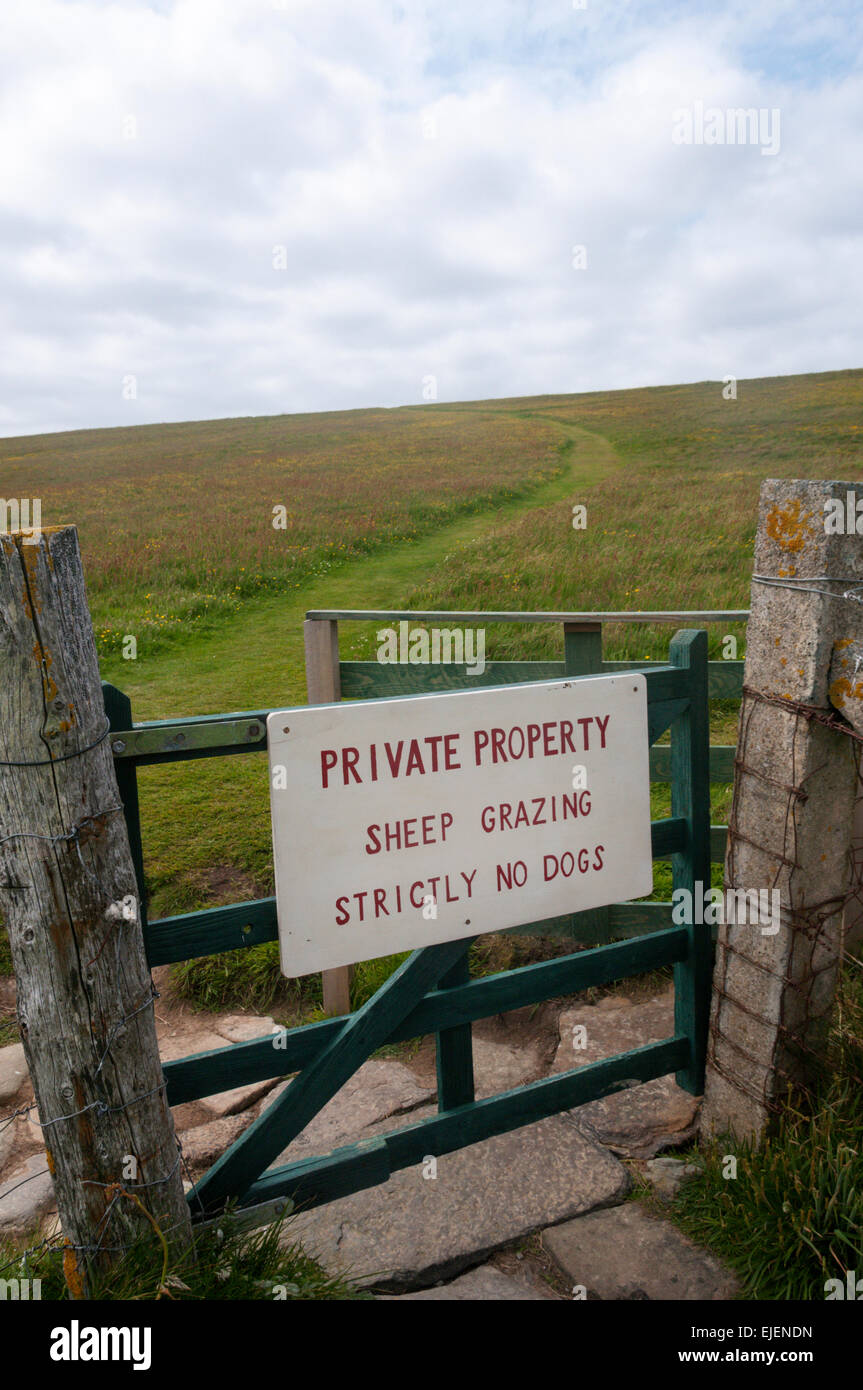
267;675;653;977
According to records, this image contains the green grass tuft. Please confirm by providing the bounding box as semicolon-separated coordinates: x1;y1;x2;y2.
665;963;863;1300
0;1205;370;1301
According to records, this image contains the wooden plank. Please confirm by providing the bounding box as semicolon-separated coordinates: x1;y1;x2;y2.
143;877;682;965
105;666;693;769
304;617;351;1016
705;662;745;698
606;902;675;935
102;682;147;928
651;744;734;782
165;1018;332;1105
234;1137;389;1215
563;621;602;676
144;897;278;965
303;618;341;703
669;630;713;1096
434;948;475;1111
383;1036;689;1169
643;666;691;703
603;660;744;699
308;609;749;624
648;697;690;745
502;900;676;941
238;1038;688;1212
340;661;695;703
340;661;564;698
342;662;692;703
145;874;690;965
341;659;744;701
657;824;728;865
189;936;473;1212
165;926;687;1105
651;816;688;858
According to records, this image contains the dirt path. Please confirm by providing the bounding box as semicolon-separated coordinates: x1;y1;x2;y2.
99;417;621;721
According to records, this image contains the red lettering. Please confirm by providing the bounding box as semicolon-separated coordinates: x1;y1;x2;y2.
405;739;425;775
424;734;444;771
461;868;477;895
385;741;404;776
342;747;361;784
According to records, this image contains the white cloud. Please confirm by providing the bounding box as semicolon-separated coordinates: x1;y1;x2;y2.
0;0;861;435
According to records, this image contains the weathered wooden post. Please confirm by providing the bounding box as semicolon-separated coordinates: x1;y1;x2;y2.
303;617;353;1015
0;525;192;1287
702;480;863;1141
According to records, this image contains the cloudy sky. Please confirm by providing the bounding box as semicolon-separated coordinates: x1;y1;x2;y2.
1;0;861;437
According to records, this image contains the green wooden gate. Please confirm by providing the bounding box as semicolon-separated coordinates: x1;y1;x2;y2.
102;614;729;1223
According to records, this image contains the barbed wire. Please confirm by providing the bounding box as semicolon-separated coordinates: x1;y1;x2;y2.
82;1151;183;1192
709;682;863;1113
0;804;125;894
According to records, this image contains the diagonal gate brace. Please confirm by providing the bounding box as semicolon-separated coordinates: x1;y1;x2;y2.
189;935;474;1213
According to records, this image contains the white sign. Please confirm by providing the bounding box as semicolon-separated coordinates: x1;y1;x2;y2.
268;675;653;977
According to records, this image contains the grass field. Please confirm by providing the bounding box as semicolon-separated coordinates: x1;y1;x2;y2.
0;407;566;659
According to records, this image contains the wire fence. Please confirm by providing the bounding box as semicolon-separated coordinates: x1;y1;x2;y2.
708;683;863;1115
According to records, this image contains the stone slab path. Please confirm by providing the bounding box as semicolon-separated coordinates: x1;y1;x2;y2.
542;1204;739;1301
290;1113;629;1291
0;981;739;1300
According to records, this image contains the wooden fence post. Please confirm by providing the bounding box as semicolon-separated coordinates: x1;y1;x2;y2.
0;526;192;1286
303;618;353;1015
